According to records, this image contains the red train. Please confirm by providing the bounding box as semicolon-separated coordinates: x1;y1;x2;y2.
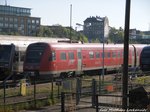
0;35;69;79
23;42;146;78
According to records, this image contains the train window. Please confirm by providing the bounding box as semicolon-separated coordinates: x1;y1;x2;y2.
104;52;107;58
142;50;150;58
122;52;124;57
89;51;94;59
52;51;56;61
78;52;81;59
26;50;44;63
49;51;56;61
60;52;66;60
0;45;11;62
112;52;116;58
107;52;111;58
118;52;121;58
95;52;100;58
102;52;104;58
69;52;74;60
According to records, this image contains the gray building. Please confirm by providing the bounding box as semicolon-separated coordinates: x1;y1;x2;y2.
83;16;109;42
0;5;40;36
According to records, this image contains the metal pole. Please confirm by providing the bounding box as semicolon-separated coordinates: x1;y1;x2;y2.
51;75;54;101
3;82;6;112
99;36;105;94
102;36;105;83
122;0;131;110
61;92;65;112
58;84;60;99
34;72;36;108
96;94;99;112
70;4;72;42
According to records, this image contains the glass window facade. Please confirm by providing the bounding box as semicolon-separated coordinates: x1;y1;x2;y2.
0;5;31;16
0;5;40;36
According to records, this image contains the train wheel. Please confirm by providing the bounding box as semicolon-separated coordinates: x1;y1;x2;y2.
60;72;67;79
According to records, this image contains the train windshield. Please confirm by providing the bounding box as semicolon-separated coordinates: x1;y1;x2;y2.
25;43;47;63
142;50;150;58
0;45;11;62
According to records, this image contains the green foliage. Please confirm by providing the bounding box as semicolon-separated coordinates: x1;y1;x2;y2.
0;105;14;112
37;26;53;37
90;38;100;43
108;27;124;43
37;25;89;43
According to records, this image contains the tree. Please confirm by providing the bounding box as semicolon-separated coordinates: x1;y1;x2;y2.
37;26;53;37
78;33;88;43
108;27;124;43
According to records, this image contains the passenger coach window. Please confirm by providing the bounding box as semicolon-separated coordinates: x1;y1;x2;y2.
112;52;116;58
122;52;124;57
118;52;121;58
108;52;111;58
69;52;74;60
95;52;100;58
60;52;66;60
102;52;104;58
104;52;107;58
89;51;94;59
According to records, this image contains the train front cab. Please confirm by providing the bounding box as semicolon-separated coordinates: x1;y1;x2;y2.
0;44;16;79
23;42;50;78
23;42;71;79
140;46;150;72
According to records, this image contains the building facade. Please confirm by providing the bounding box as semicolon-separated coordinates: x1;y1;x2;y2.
0;5;40;36
83;16;109;42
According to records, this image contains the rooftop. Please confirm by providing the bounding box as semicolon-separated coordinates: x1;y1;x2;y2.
84;16;105;23
0;5;31;16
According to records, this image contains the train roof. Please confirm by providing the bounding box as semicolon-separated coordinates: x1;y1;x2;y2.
142;45;150;50
41;42;147;50
0;35;70;47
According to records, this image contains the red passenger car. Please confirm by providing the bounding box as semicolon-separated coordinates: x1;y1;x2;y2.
23;42;146;78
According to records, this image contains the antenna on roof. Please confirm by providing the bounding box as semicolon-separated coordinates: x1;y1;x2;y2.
5;0;7;5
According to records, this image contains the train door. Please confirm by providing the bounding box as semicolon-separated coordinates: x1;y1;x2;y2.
77;49;82;73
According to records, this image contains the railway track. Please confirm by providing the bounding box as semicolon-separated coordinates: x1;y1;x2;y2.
0;72;150;107
0;69;148;89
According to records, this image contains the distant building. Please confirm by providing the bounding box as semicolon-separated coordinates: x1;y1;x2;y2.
83;16;109;42
0;5;40;36
129;29;150;39
129;29;138;39
142;31;150;39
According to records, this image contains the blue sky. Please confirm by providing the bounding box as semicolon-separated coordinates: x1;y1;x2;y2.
1;0;150;31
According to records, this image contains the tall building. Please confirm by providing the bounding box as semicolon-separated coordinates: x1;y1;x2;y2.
0;5;40;36
83;16;109;42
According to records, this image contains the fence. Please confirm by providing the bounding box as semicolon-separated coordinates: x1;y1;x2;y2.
0;71;150;112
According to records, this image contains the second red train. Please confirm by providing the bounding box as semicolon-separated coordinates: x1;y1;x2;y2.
23;42;146;78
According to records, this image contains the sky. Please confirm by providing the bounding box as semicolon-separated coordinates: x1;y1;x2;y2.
1;0;150;31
